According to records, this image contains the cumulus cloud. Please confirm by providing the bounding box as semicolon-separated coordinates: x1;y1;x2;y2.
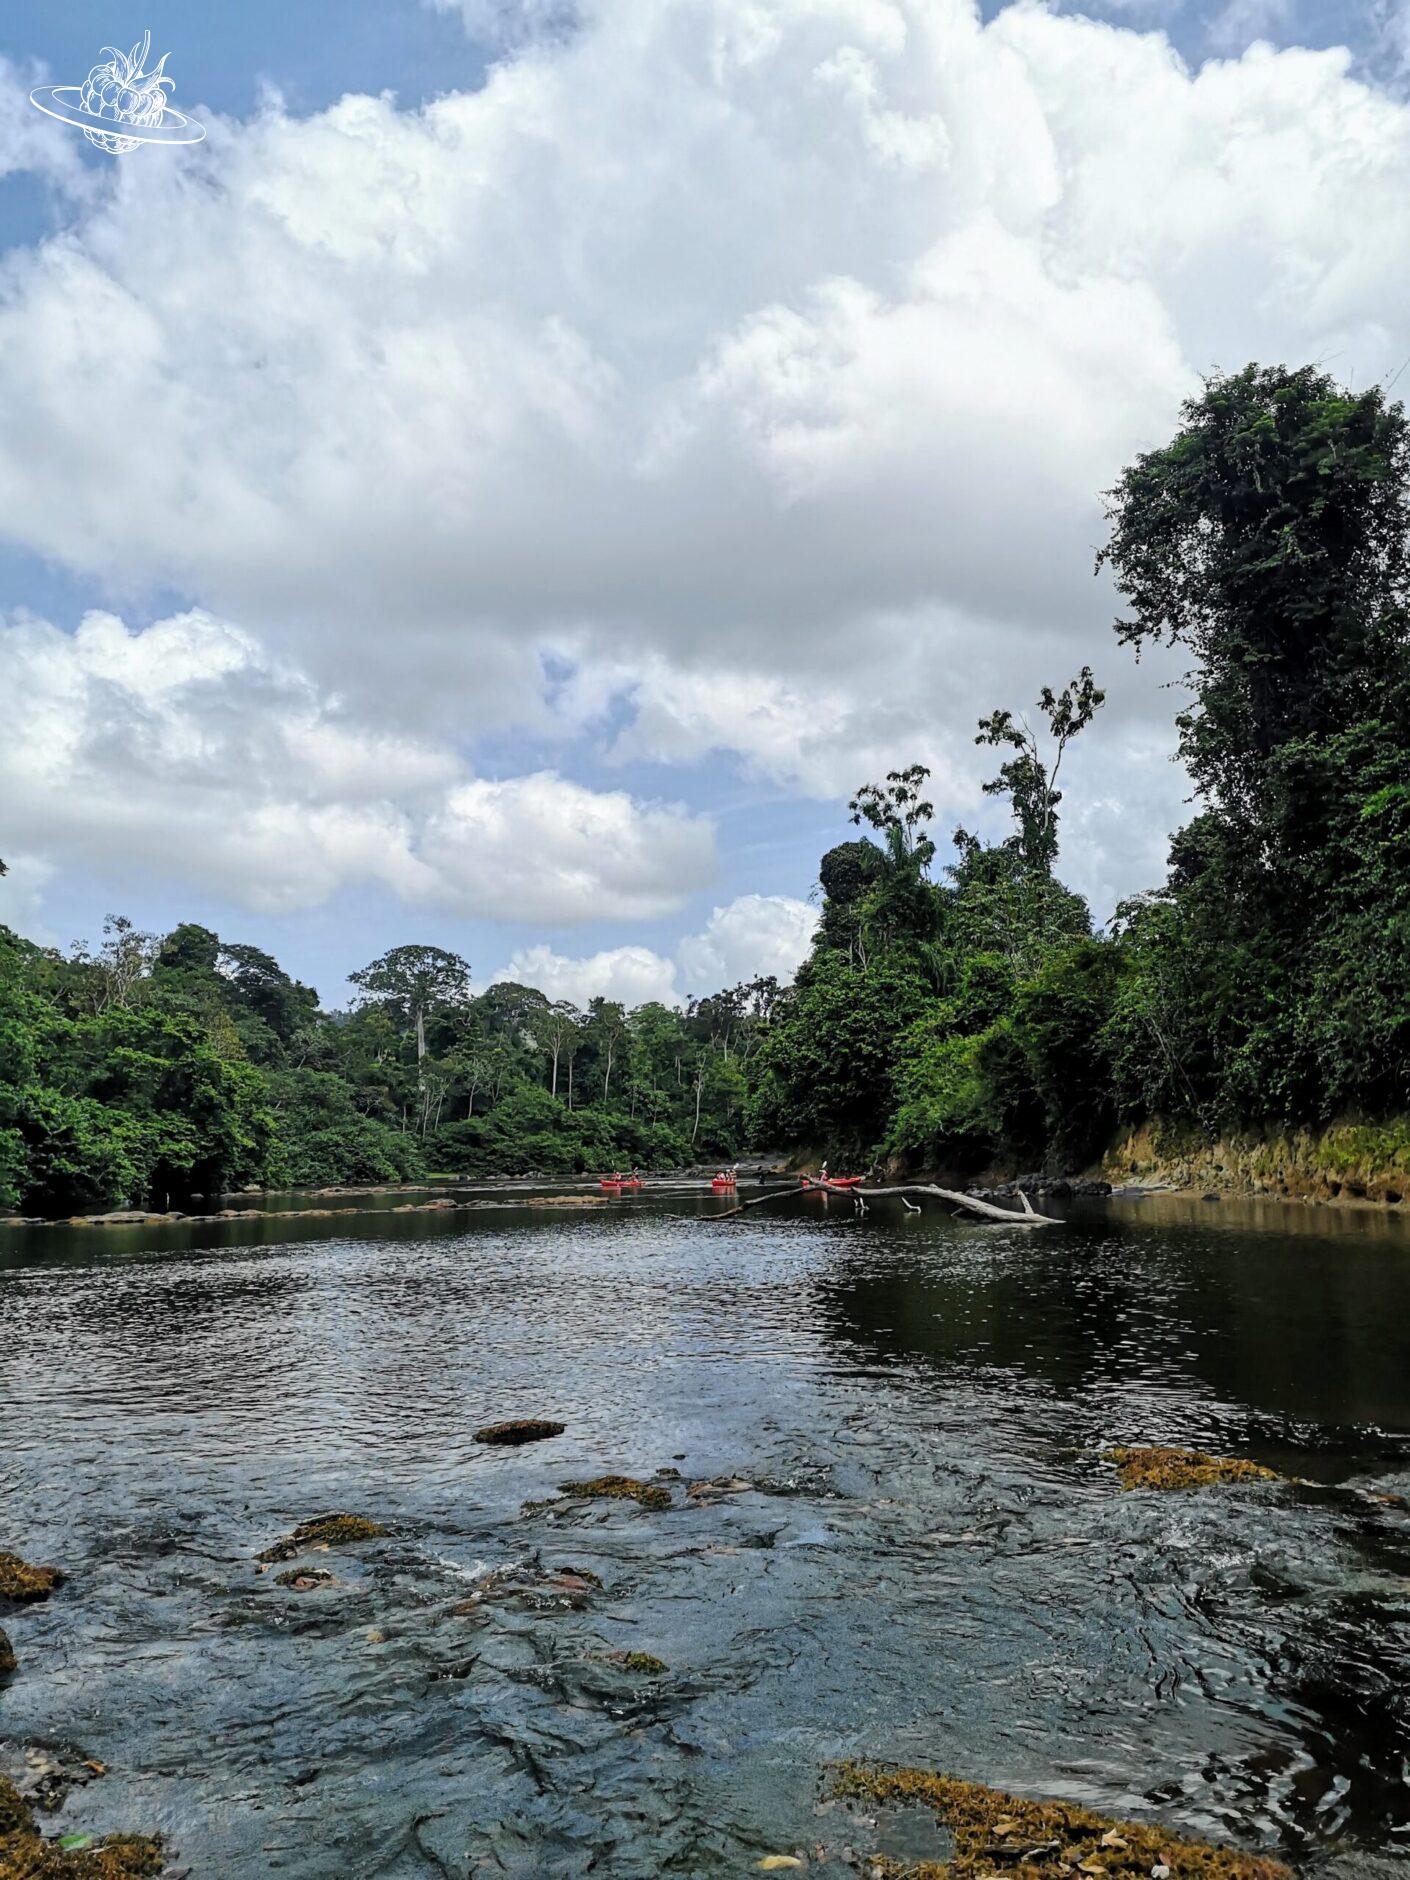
421;772;715;921
0;854;57;946
4;0;1409;922
495;942;683;1007
496;892;819;1004
0;57;93;192
0;610;714;919
675;893;821;989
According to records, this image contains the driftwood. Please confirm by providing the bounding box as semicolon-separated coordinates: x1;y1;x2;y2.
714;1178;1061;1227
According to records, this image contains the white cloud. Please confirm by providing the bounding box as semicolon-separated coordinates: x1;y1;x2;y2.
0;57;93;192
421;772;715;921
1;610;714;921
0;854;58;947
495;941;682;1007
1206;0;1294;55
495;890;819;1005
675;892;820;988
4;1;1410;919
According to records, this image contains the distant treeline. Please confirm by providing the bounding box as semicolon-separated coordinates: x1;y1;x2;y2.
0;919;776;1214
3;364;1408;1215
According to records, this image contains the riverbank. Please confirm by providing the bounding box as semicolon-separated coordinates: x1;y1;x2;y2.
1097;1117;1410;1209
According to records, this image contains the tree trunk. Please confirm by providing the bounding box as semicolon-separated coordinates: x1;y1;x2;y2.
712;1180;1062;1226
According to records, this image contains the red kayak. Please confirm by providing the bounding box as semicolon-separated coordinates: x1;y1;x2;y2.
600;1178;644;1191
711;1176;737;1191
801;1174;863;1188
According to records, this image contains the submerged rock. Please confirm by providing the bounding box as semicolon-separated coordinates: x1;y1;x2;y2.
255;1513;389;1564
18;1745;108;1816
0;1553;65;1603
1106;1445;1283;1491
473;1419;566;1446
448;1559;602;1615
274;1567;337;1592
829;1763;1292;1878
556;1475;673;1512
0;1629;14;1677
589;1648;668;1676
0;1774;161;1878
687;1476;753;1502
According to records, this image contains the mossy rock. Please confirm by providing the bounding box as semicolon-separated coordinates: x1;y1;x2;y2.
590;1648;668;1676
0;1555;65;1604
273;1567;337;1591
473;1419;566;1446
1106;1446;1282;1492
0;1628;15;1677
557;1475;672;1511
0;1777;162;1878
255;1514;389;1564
829;1763;1291;1878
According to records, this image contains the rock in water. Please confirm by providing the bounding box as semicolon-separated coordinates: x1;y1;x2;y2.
0;1773;162;1876
1105;1445;1283;1491
473;1418;566;1446
556;1474;673;1511
0;1551;65;1602
274;1567;337;1591
829;1763;1292;1878
255;1513;389;1564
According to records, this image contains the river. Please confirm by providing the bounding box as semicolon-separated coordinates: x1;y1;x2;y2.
3;1184;1409;1876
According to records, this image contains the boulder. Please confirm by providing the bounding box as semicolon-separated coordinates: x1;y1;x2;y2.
473;1419;566;1446
0;1552;65;1603
1106;1445;1283;1491
555;1474;673;1511
255;1513;389;1564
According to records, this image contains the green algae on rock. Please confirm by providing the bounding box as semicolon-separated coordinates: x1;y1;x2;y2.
556;1475;673;1511
0;1554;65;1603
829;1763;1292;1879
0;1775;162;1879
590;1648;668;1676
255;1514;389;1564
273;1567;337;1591
473;1419;566;1446
1106;1446;1283;1492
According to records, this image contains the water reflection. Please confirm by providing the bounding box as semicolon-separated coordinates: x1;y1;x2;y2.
2;1189;1408;1876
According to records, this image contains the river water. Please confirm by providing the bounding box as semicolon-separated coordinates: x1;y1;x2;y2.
3;1184;1409;1876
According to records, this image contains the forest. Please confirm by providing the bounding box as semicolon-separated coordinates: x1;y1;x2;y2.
4;363;1409;1216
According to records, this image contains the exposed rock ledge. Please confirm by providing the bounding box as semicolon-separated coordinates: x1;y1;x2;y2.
1099;1118;1410;1207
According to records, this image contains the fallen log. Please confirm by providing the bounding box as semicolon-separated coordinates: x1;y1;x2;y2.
712;1178;1062;1227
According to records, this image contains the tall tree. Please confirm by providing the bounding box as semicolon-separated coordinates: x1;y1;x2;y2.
1099;363;1410;835
973;667;1105;870
349;945;471;1065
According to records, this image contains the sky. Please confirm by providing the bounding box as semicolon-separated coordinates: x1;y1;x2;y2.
2;0;1409;1008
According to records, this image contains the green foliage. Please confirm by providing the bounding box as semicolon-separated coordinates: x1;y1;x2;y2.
1100;364;1410;1131
0;913;768;1213
748;950;930;1153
